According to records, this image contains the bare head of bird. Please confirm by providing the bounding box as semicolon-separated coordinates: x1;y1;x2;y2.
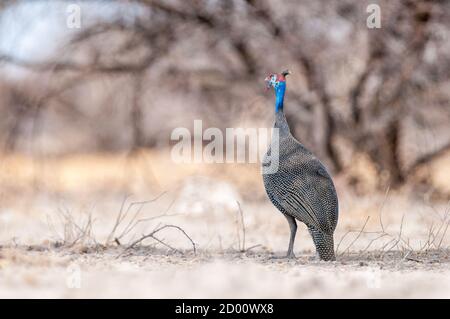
264;70;291;90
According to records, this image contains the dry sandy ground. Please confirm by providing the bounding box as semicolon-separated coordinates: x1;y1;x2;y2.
0;246;449;298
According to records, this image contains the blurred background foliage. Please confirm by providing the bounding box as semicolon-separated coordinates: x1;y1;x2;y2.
0;0;449;199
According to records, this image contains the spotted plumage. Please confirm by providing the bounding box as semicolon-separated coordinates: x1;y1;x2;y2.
263;70;338;261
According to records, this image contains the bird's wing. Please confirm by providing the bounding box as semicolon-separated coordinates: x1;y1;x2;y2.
270;158;338;234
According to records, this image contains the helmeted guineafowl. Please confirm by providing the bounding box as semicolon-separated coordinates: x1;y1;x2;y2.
262;70;339;261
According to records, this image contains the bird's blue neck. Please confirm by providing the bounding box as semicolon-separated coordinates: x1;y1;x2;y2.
274;82;286;113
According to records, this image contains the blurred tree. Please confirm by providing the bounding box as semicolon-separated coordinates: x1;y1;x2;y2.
0;0;449;189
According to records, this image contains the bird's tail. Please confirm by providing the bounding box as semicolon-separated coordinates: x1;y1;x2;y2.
308;227;336;261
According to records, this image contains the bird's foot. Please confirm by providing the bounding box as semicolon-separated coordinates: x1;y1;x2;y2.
286;251;296;259
271;252;296;260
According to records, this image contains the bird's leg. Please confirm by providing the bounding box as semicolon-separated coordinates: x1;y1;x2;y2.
285;215;297;258
270;215;297;259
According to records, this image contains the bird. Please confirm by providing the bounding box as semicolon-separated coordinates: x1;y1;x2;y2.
262;70;339;261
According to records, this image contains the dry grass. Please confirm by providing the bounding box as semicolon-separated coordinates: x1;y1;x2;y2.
0;150;266;200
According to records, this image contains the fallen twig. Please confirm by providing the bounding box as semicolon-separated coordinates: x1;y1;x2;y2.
125;224;196;255
105;192;167;245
